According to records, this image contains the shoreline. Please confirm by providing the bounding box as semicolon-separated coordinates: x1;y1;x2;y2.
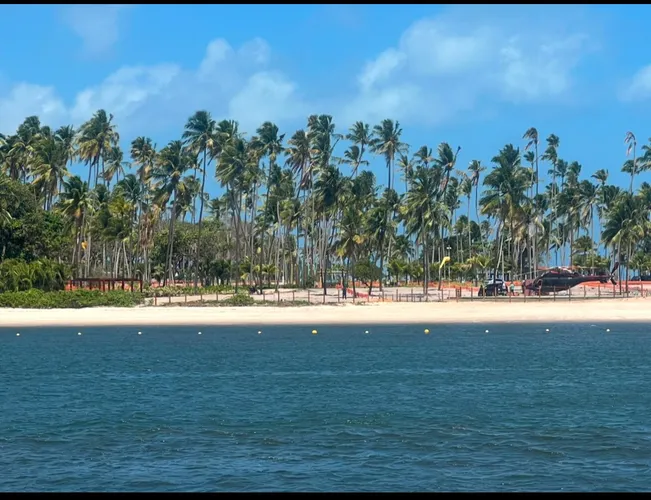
2;299;651;328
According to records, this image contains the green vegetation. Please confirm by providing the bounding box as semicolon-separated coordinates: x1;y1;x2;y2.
0;289;143;308
2;111;651;306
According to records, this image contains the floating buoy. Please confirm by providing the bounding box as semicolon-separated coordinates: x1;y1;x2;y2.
16;333;20;337
545;329;550;333
78;332;82;336
198;331;202;335
312;329;318;335
258;330;262;335
137;331;142;335
424;329;430;334
606;328;610;333
365;330;369;334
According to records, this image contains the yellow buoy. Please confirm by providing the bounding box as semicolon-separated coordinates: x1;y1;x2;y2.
424;329;430;334
312;329;318;335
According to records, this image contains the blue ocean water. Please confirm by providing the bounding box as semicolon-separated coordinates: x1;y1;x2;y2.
1;322;650;492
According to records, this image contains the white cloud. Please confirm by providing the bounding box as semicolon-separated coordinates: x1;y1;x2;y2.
0;38;309;138
60;5;132;57
341;7;593;127
0;83;67;133
619;65;651;102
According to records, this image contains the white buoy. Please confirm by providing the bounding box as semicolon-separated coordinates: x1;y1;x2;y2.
198;331;202;335
365;330;369;334
78;332;82;336
16;333;20;337
485;329;489;333
606;328;610;333
545;328;550;333
258;330;262;335
137;331;142;335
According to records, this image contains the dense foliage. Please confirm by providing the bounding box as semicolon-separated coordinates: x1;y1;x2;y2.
0;289;143;308
2;111;651;300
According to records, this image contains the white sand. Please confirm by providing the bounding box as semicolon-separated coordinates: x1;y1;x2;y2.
1;299;650;327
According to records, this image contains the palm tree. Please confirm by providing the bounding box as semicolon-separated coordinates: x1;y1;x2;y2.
370;119;407;191
345;121;370;177
542;134;560;266
60;175;93;276
77;110;119;188
151;140;193;285
624;131;637;193
183;110;217;288
480;144;529;282
523;127;540;196
602;192;647;295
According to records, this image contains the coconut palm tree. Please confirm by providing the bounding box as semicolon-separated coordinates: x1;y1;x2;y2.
370;119;407;191
183;110;217;288
151;140;194;285
624;131;637;193
77;110;119;188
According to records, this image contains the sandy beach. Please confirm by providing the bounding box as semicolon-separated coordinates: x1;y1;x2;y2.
2;299;651;328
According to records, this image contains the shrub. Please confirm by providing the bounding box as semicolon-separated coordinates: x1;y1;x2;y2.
219;293;255;306
0;289;144;308
0;258;70;293
141;284;234;298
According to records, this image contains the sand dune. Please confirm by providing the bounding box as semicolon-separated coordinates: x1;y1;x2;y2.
2;299;651;327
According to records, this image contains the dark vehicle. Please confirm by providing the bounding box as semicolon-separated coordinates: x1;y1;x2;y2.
478;280;507;297
522;263;618;296
630;275;651;282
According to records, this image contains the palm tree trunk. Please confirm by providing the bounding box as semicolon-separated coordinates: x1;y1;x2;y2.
193;148;208;289
167;198;178;285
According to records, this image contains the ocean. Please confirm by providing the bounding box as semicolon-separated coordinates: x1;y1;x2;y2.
1;322;650;491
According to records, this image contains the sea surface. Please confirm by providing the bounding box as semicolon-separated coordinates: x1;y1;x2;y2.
1;322;651;492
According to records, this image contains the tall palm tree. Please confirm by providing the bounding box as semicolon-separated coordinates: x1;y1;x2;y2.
624;131;637;193
370;119;407;191
523;127;540;196
542;134;560;266
77;110;119;188
183;110;217;288
345;121;370;178
151;140;193;285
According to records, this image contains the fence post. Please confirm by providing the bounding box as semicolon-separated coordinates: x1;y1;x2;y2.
277;290;280;303
292;290;295;302
200;290;203;302
185;293;187;303
584;286;586;298
168;294;171;304
553;287;556;301
308;289;311;303
263;292;266;303
216;291;219;302
154;295;157;306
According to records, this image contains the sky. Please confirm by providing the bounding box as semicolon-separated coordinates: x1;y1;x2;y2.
2;4;651;198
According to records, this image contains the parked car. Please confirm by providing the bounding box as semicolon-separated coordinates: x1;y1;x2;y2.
630;275;651;282
478;281;507;296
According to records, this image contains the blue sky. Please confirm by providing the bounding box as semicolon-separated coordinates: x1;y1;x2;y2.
2;4;651;198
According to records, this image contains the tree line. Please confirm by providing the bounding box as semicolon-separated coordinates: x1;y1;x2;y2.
1;111;650;296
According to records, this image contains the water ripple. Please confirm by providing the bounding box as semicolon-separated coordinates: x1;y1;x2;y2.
1;322;651;491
